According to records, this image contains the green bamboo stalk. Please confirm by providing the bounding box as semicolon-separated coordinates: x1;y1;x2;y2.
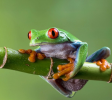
0;47;111;82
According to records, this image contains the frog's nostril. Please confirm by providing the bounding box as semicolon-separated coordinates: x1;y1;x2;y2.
37;37;39;39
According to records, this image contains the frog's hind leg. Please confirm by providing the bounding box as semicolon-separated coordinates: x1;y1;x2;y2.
86;47;111;71
86;47;110;62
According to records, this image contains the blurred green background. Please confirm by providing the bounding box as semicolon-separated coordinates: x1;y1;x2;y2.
0;0;112;100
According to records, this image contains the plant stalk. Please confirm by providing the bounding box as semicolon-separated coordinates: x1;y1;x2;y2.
0;47;111;82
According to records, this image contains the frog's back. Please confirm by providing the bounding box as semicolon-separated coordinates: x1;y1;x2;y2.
57;28;80;42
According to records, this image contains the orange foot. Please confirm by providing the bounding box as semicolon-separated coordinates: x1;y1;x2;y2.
53;58;74;81
94;59;110;71
18;49;46;62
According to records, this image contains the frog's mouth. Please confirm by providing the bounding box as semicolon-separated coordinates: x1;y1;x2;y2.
30;43;48;46
30;42;73;46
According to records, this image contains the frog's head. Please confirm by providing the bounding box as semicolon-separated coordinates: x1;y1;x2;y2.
28;28;79;46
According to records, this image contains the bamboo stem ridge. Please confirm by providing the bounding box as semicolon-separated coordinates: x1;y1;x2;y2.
0;47;111;83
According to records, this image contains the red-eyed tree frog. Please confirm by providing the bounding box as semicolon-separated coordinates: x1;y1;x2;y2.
19;28;110;98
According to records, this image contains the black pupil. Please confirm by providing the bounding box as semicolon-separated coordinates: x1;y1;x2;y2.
52;31;55;37
28;33;29;38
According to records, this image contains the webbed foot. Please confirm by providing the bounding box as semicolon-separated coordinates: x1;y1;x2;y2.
53;58;74;81
18;49;46;62
94;59;110;71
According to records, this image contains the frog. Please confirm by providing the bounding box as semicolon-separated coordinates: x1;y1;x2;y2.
19;28;110;98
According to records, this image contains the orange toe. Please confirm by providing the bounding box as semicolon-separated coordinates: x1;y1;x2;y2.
62;73;71;81
18;49;26;53
28;51;37;62
26;49;32;54
57;63;73;71
106;64;110;69
37;53;46;60
58;67;73;77
96;60;102;66
100;64;106;71
95;59;110;71
28;56;36;62
53;73;59;79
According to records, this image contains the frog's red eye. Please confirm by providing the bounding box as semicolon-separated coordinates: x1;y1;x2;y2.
28;31;31;40
48;28;59;39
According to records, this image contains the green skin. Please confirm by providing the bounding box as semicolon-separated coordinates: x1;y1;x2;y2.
29;28;88;78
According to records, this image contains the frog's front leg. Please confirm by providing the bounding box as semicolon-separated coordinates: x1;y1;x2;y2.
18;49;46;62
86;47;111;71
53;42;88;81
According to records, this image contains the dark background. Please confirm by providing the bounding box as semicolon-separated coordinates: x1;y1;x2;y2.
0;0;112;100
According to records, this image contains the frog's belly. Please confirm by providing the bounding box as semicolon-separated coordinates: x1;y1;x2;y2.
40;43;77;59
